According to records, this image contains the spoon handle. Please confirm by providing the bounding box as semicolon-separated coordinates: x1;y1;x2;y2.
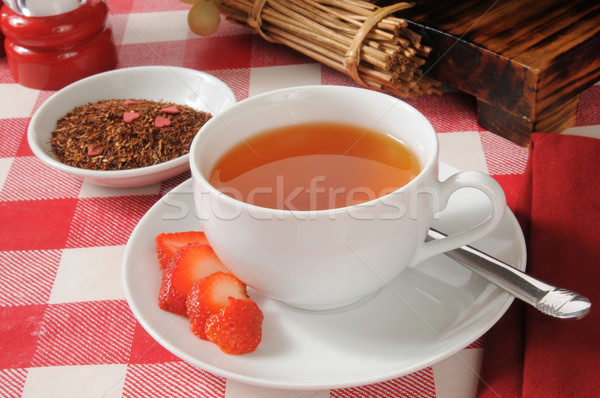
427;228;591;319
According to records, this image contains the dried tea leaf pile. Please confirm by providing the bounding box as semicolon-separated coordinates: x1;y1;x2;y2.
51;99;211;170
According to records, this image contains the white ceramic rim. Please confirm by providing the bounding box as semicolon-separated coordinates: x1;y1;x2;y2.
189;85;438;215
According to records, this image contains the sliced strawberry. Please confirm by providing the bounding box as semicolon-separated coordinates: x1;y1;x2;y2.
189;311;212;340
205;297;264;355
158;243;228;315
155;231;208;271
186;271;248;339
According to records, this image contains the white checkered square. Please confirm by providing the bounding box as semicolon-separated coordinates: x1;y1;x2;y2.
49;245;126;304
431;348;484;398
438;131;488;173
563;125;600;140
0;84;40;118
121;10;190;44
22;364;127;398
248;64;322;97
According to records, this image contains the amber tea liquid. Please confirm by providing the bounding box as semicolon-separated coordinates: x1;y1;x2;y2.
209;122;421;211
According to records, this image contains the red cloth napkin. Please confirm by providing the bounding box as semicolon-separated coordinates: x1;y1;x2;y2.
478;133;600;398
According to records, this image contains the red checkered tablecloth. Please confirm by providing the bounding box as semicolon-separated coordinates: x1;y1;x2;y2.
1;1;599;397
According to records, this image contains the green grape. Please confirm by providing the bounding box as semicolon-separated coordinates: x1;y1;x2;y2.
188;0;221;37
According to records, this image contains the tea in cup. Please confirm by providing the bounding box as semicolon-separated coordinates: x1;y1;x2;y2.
190;85;506;310
208;121;422;211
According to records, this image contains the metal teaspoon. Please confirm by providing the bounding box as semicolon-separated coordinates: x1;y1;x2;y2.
427;228;591;319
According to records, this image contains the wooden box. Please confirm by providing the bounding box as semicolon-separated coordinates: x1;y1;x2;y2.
390;0;600;146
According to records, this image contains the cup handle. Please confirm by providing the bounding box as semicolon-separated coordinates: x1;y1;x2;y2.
410;170;507;266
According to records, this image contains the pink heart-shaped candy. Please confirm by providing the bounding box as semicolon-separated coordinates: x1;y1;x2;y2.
123;112;140;122
155;116;172;128
160;106;179;114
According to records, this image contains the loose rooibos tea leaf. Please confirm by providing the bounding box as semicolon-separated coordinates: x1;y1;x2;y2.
50;99;211;170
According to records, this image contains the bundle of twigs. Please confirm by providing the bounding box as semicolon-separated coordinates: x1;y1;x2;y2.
218;0;440;98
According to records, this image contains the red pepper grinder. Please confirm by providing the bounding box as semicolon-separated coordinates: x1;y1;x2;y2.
0;0;117;90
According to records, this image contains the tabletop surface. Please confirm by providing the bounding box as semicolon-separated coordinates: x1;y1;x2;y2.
1;1;599;397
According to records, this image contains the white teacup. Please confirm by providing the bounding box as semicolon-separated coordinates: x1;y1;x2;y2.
190;86;506;310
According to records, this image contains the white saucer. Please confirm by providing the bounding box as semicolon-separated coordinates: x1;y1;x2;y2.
122;163;526;390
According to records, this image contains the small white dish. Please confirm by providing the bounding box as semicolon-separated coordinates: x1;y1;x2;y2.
27;66;236;187
122;163;526;390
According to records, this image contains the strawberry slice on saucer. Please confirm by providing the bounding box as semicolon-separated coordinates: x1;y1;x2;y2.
155;231;208;271
158;243;228;315
187;271;248;339
205;297;264;355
